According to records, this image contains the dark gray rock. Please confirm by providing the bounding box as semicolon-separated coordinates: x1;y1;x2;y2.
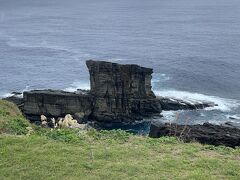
149;122;240;148
158;97;216;111
23;90;93;121
222;121;240;129
86;60;162;122
21;60;217;124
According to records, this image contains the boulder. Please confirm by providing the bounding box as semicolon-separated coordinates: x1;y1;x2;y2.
149;122;240;148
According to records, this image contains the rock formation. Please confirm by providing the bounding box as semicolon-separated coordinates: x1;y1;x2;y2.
149;122;240;147
23;90;93;121
157;97;216;111
20;60;215;124
86;60;162;122
22;61;162;123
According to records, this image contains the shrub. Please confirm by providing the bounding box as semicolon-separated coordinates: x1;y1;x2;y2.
5;116;31;135
46;129;80;143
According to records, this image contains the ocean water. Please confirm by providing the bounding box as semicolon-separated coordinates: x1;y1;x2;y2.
0;0;240;125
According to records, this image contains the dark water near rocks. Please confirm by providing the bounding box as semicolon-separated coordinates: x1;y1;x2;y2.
1;0;240;127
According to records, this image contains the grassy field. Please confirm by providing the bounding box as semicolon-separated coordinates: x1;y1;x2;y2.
0;100;240;180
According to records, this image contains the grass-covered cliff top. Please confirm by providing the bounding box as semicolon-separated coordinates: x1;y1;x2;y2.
0;100;240;179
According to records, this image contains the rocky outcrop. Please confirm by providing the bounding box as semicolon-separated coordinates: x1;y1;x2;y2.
149;123;240;147
86;60;162;122
23;90;93;121
158;97;216;111
222;121;240;130
20;60;217;124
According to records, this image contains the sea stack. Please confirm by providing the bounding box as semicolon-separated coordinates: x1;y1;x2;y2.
86;60;162;122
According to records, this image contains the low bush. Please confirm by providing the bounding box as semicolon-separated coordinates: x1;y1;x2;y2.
5;116;31;135
45;129;81;143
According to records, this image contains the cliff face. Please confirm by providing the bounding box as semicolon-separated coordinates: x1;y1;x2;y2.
23;90;93;121
86;60;155;98
86;60;161;122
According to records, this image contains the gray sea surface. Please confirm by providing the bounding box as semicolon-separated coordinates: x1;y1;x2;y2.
0;0;240;126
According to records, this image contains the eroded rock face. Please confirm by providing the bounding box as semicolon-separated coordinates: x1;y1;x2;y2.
86;60;162;122
86;60;155;98
149;123;240;147
23;90;93;121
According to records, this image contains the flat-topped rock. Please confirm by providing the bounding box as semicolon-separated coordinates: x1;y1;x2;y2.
86;60;155;98
25;89;90;96
157;96;216;111
86;60;162;122
23;89;93;121
149;122;240;147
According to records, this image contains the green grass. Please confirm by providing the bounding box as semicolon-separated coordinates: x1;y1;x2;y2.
0;100;240;180
0;100;31;135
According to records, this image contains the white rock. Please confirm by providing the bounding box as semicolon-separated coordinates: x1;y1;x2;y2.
40;115;47;121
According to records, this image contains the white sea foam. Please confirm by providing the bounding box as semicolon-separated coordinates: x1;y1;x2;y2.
152;73;170;84
0;92;13;98
0;86;30;98
226;114;240;120
154;89;240;112
7;38;71;52
6;37;94;61
160;111;178;122
107;58;126;62
64;81;90;92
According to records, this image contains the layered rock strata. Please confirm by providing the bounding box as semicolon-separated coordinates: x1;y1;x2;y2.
23;90;93;121
86;60;162;122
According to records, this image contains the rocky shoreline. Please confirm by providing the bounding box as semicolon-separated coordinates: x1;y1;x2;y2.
149;122;240;148
3;60;239;147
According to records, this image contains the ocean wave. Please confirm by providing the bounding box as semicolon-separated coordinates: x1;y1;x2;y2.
225;114;240;120
64;81;90;92
0;92;15;98
6;37;94;60
0;86;31;98
7;38;72;52
154;89;240;112
152;73;171;83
